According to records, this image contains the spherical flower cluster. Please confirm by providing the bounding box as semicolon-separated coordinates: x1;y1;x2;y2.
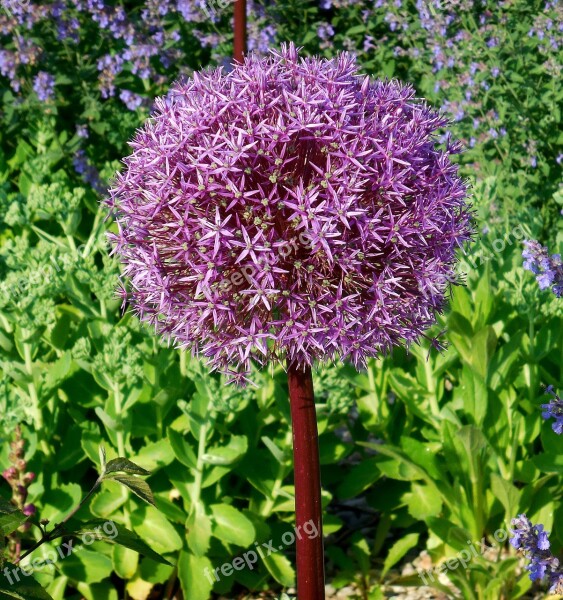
510;514;563;594
108;44;472;383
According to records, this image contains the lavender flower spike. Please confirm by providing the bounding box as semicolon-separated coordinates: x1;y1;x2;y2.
32;71;55;102
510;514;563;594
107;43;473;383
522;240;563;297
541;385;563;435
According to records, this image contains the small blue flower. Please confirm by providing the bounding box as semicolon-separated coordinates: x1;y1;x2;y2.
522;241;563;298
510;514;563;591
541;387;563;434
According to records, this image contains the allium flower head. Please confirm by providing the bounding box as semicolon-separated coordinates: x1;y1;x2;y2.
107;44;472;383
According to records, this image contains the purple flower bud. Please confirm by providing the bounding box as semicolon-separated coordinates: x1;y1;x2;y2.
22;504;36;516
2;467;17;481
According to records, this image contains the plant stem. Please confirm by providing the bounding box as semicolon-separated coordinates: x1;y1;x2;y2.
233;0;246;63
287;362;325;600
16;476;103;564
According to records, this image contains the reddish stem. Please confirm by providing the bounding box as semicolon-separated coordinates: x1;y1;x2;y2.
233;0;247;64
287;362;325;599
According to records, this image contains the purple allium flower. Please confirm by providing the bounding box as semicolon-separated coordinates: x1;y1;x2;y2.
522;240;563;297
107;44;473;383
33;71;55;102
510;515;563;594
542;386;563;435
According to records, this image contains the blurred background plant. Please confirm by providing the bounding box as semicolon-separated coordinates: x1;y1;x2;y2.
0;0;561;599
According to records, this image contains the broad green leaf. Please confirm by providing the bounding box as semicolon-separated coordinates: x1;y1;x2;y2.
532;452;563;473
210;504;255;547
399;437;443;480
470;326;497;380
319;436;351;465
263;552;295;587
177;551;213;600
186;502;212;557
74;580;118;600
426;518;471;552
58;548;113;584
490;474;520;519
167;428;198;470
39;484;83;526
90;485;128;519
112;545;138;580
405;484;442;520
381;533;419;578
130;505;183;554
202;435;247;466
132;439;175;472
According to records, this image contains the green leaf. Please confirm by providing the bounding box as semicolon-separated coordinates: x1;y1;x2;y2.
531;453;563;474
260;436;285;464
112;545;138;580
58;548;113;584
399;437;443;480
90;485;128;519
202;435;248;466
490;473;520;518
168;428;198;470
103;458;150;477
0;563;55;599
263;552;295;587
381;533;419;578
210;504;255;547
132;439;175;472
186;503;212;557
0;511;28;537
405;484;443;520
69;519;171;565
426;518;471;552
336;457;381;499
0;497;17;514
177;551;213;600
130;505;183;555
106;475;155;505
39;483;83;526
